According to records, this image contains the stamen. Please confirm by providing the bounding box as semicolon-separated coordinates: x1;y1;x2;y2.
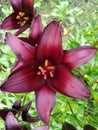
37;60;55;80
49;71;54;78
38;66;44;71
19;12;25;17
20;21;27;26
47;66;55;70
45;59;48;67
16;15;21;20
37;71;41;75
44;74;47;80
23;17;29;21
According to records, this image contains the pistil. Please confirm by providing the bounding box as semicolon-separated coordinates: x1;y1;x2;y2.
37;59;55;80
16;12;29;26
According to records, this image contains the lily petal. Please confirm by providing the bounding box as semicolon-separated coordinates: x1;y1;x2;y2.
63;46;97;69
0;64;45;93
6;33;35;62
48;65;90;99
11;61;24;72
35;85;56;124
23;0;34;14
6;112;21;130
29;15;43;45
32;126;49;130
14;24;29;36
10;0;22;12
1;13;19;30
36;21;63;64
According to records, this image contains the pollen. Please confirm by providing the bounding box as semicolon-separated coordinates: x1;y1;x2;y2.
16;12;29;26
19;12;25;17
49;71;54;78
37;59;55;80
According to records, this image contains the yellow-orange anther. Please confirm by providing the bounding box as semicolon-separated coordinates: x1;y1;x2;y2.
45;59;48;67
19;12;25;17
49;71;54;78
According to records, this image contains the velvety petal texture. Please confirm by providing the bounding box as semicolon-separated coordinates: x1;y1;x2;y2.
14;25;29;36
63;46;97;69
29;15;43;45
1;13;19;30
6;112;21;130
32;126;49;130
6;33;35;62
35;85;56;124
10;0;22;12
48;65;90;99
36;21;63;64
22;0;34;14
0;64;45;93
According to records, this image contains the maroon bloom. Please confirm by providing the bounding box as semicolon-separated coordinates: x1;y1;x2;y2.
6;112;49;130
0;0;36;36
0;21;97;124
0;98;39;123
19;15;43;46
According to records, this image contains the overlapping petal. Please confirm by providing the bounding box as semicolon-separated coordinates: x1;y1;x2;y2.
63;46;97;69
48;64;90;99
11;61;24;72
6;33;35;62
29;15;43;45
0;64;45;93
6;112;21;130
36;21;63;64
0;109;15;120
14;25;29;36
35;85;56;124
1;13;19;30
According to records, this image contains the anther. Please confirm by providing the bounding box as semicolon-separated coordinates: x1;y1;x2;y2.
19;12;25;17
49;71;54;78
45;59;49;67
38;66;44;71
37;71;41;75
23;17;29;21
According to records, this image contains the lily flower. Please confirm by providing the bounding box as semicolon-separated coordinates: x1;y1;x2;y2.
19;15;43;46
6;112;49;130
0;98;39;123
0;0;36;36
0;21;97;124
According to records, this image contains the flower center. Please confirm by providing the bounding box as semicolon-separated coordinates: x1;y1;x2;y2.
37;59;55;80
16;12;29;26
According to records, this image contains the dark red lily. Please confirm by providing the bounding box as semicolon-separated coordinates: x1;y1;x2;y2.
0;0;36;36
0;98;39;123
0;21;97;124
19;15;43;46
6;112;49;130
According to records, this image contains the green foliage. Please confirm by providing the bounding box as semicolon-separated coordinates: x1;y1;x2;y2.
0;0;98;130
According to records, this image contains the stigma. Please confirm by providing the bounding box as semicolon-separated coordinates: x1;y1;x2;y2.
37;59;55;80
